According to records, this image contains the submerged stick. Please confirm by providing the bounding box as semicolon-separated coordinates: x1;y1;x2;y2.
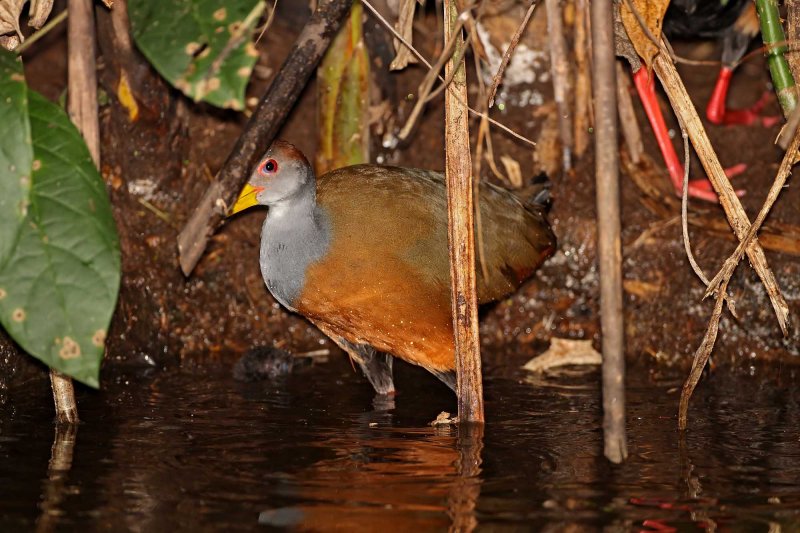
652;51;789;336
49;0;102;425
177;0;352;275
443;0;483;424
592;0;627;464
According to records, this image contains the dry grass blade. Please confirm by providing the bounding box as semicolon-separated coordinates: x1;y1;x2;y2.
486;0;537;108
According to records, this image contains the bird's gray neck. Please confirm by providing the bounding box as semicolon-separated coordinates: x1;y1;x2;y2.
259;182;331;312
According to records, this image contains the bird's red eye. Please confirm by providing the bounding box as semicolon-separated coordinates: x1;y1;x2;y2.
260;159;278;174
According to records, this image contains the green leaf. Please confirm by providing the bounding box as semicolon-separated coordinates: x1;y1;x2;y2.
129;0;264;110
0;49;32;265
0;90;121;388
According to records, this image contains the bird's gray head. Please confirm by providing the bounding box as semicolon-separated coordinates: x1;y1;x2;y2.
231;140;314;213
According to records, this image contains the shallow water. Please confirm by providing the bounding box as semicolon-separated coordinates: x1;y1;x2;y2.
1;355;799;531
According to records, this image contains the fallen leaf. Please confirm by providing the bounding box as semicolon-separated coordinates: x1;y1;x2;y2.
522;337;602;373
0;0;26;42
28;0;53;29
430;411;457;426
623;278;662;298
620;0;670;68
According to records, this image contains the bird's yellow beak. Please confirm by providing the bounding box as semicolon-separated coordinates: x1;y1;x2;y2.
230;183;264;215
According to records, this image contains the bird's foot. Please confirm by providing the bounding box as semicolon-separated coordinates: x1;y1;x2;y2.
708;89;782;127
668;164;747;203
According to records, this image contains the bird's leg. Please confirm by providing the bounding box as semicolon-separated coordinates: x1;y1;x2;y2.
356;347;395;396
706;66;782;127
632;68;745;203
310;320;395;395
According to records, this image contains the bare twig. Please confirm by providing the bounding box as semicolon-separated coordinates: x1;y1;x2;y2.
398;12;469;141
443;0;483;424
573;0;591;157
15;8;68;55
704;119;800;300
487;0;537;108
615;61;643;163
362;0;537;147
678;278;729;430
652;49;789;335
678;123;736;317
546;0;572;170
48;0;102;426
592;0;627;464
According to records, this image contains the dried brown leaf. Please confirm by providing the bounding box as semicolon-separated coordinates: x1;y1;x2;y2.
28;0;52;29
620;0;669;68
390;0;417;70
0;0;26;41
522;338;602;373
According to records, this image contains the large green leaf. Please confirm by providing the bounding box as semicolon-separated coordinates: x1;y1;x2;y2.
0;49;31;265
129;0;264;110
0;90;121;388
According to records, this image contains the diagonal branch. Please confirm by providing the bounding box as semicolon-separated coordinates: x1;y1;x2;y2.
652;48;789;336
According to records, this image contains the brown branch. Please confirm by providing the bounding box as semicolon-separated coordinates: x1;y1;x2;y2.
361;0;537;147
546;0;572;169
703;118;800;300
678;278;729;431
652;49;789;336
177;0;352;276
573;0;592;157
592;0;627;464
615;61;642;163
444;0;483;424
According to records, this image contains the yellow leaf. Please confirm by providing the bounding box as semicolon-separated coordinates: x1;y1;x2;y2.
620;0;671;68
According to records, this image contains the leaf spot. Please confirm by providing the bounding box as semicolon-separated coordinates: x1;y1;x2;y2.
59;336;82;359
32;160;42;171
0;288;6;300
213;7;227;21
9;164;15;172
185;41;202;55
245;42;258;58
237;66;251;78
10;73;24;82
12;308;25;322
20;175;29;187
92;329;106;347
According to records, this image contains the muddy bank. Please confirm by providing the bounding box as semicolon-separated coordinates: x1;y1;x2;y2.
2;3;798;398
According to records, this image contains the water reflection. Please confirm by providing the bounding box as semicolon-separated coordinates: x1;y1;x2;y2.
0;359;799;531
36;423;77;533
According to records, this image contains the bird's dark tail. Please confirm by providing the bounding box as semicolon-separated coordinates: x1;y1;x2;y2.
522;172;552;213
